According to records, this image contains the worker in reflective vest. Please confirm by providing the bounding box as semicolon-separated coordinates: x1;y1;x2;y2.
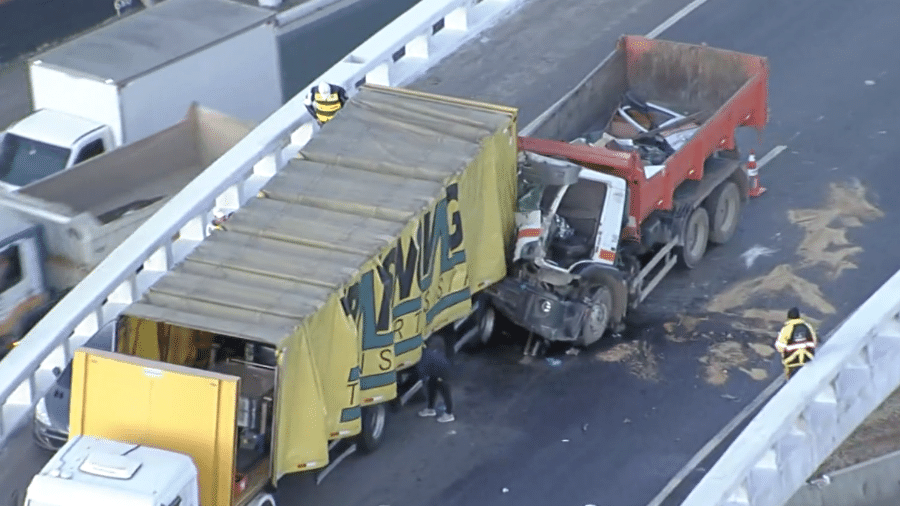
304;81;348;125
775;307;818;379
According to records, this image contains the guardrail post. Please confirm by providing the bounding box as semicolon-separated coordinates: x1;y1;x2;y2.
445;6;468;30
406;34;430;59
366;63;391;86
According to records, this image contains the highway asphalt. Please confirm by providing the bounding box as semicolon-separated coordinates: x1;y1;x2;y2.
0;0;130;66
3;0;900;505
274;0;900;505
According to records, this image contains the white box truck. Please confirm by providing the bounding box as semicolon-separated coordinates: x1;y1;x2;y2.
0;0;282;191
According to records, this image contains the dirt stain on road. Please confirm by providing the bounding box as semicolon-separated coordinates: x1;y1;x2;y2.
699;341;748;386
691;179;881;386
595;341;660;382
706;264;836;316
788;179;883;278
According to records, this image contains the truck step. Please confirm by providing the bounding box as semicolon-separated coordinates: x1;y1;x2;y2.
633;239;679;306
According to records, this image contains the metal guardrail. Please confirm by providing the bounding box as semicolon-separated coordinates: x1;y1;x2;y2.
0;0;525;445
680;268;900;506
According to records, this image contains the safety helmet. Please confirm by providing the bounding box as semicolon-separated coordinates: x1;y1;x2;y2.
787;307;800;320
317;81;331;95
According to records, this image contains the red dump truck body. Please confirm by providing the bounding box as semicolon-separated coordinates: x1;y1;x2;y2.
519;35;769;240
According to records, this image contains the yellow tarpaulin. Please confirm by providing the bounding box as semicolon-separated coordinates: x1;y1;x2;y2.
119;85;519;483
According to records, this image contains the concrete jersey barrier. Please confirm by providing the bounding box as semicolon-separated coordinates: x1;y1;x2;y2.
680;268;900;506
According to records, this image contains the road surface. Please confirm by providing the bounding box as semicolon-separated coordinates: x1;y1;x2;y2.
275;0;900;504
0;0;128;66
4;0;900;506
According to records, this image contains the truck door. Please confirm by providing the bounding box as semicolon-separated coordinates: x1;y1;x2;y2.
70;349;240;506
0;234;45;345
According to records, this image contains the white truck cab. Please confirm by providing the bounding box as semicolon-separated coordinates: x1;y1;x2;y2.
0;109;112;190
1;0;282;192
25;435;199;506
0;213;49;352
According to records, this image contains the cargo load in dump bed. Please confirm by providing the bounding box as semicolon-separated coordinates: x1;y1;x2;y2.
489;35;769;351
86;85;518;503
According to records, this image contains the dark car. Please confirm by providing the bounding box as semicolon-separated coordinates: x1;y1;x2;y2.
32;321;115;451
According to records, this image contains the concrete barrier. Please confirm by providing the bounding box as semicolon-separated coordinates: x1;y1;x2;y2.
787;450;900;506
680;268;900;506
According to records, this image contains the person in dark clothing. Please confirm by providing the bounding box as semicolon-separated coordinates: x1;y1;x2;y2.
416;335;455;423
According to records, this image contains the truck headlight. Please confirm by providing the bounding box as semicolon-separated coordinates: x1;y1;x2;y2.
34;397;51;427
540;300;553;313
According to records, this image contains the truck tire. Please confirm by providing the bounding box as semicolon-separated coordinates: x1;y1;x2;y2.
477;305;496;346
250;493;276;506
357;404;387;454
705;181;741;244
677;207;709;269
579;286;613;347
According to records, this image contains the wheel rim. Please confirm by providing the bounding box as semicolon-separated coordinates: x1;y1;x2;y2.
367;405;385;441
478;306;496;344
586;301;608;336
583;288;611;343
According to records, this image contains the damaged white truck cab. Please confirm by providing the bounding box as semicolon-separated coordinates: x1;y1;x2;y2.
487;35;769;352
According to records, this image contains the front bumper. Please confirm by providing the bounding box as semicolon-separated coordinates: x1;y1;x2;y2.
488;277;587;342
32;418;69;451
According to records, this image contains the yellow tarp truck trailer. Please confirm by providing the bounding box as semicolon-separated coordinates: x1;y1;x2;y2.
25;85;518;506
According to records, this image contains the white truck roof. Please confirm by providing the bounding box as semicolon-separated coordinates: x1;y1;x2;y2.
27;435;197;506
6;109;106;148
32;0;275;84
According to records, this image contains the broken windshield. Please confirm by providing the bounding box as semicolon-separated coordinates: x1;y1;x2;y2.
0;133;71;188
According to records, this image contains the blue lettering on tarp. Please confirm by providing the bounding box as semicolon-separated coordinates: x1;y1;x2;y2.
342;183;469;352
342;271;394;351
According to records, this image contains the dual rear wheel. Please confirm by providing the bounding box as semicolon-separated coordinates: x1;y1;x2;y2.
677;180;742;268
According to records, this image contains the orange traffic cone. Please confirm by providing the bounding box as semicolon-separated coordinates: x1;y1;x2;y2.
747;150;766;197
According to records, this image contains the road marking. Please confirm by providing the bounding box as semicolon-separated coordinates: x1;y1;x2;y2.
757;145;788;169
645;375;786;506
646;0;714;39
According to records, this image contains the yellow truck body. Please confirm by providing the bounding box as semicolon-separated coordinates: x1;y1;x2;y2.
70;349;240;506
95;85;518;496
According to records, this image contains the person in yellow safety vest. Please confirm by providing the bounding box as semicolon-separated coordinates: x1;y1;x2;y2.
303;81;348;125
775;307;818;379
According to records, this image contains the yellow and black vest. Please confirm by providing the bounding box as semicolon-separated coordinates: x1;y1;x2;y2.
313;91;342;123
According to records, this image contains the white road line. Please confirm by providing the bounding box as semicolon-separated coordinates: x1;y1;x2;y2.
645;376;786;506
757;145;788;169
646;0;714;39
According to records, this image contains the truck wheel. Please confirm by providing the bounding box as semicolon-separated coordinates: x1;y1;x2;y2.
250;493;276;506
678;207;709;269
357;404;387;454
705;181;741;244
579;286;612;346
477;305;496;345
